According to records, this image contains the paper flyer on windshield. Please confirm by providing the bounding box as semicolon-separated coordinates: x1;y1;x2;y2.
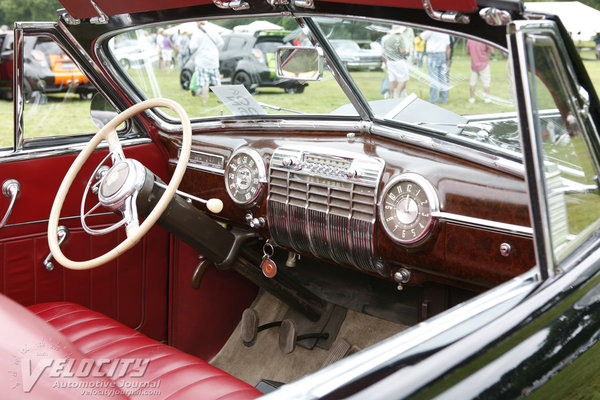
210;85;266;116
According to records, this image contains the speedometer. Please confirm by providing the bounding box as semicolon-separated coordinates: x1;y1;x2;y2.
225;148;266;207
379;173;439;245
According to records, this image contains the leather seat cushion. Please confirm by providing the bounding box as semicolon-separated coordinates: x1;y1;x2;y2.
28;302;261;400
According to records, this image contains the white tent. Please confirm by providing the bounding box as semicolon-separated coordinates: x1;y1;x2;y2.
233;20;284;34
164;21;231;36
525;2;600;41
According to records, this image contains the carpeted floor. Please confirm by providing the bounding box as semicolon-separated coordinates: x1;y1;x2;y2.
210;290;409;386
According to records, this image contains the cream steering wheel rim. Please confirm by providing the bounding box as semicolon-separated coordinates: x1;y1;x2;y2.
48;98;192;270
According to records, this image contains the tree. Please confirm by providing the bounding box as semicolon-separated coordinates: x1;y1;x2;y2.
0;0;62;27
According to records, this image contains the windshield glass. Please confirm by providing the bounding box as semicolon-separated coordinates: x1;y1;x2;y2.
108;16;523;157
108;16;349;118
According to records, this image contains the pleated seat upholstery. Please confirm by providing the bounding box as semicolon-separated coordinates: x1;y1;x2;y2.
24;301;261;400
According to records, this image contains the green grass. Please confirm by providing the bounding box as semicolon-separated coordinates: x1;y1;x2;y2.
2;57;600;148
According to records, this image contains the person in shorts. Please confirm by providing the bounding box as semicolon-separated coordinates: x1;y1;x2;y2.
189;21;224;104
466;39;494;103
383;25;414;99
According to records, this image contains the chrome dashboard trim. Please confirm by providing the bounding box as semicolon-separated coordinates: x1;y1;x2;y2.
371;123;526;179
173;148;225;175
268;145;385;274
434;211;533;237
169;159;225;176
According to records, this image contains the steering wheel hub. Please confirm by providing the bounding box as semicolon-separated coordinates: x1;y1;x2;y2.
99;159;144;210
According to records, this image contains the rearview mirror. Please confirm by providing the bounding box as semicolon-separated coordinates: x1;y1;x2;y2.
276;46;323;81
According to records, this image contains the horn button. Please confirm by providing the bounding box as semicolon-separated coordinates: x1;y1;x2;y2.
98;160;144;210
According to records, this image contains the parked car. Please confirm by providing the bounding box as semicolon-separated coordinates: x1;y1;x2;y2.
109;38;159;69
330;39;382;70
0;32;95;101
180;30;307;93
2;1;600;399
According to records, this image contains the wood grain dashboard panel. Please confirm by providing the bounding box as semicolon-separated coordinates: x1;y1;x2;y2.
158;129;534;290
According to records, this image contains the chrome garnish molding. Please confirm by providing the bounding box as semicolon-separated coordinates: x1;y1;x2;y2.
268;146;385;274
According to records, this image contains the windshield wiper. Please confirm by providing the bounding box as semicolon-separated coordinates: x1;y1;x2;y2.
258;102;304;115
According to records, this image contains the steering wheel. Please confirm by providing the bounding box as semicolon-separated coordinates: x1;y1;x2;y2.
48;98;191;270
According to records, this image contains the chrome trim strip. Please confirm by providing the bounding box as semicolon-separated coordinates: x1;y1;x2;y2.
13;26;24;152
168;159;225;176
0;138;152;164
1;212;115;229
371;123;526;178
434;211;533;237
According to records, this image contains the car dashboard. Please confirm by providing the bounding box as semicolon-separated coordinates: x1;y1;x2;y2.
160;127;535;291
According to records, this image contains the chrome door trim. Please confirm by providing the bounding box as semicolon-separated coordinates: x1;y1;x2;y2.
0;212;115;229
0;137;152;164
13;27;24;152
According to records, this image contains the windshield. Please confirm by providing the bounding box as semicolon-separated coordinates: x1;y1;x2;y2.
107;16;525;157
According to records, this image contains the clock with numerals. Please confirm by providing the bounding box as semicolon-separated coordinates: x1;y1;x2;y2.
379;173;439;245
225;148;267;207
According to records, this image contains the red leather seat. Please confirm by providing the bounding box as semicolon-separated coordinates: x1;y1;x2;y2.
0;295;261;400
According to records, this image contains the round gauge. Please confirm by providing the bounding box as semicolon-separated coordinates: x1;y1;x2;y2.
225;148;266;207
379;173;439;245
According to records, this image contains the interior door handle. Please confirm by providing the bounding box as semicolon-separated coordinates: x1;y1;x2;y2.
44;225;69;271
0;179;20;229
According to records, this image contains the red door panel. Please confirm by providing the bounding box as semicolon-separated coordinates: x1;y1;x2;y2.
0;141;170;341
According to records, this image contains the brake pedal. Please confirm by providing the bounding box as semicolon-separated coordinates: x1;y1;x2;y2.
278;319;329;354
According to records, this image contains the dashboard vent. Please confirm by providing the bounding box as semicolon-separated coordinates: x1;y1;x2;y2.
268;146;384;274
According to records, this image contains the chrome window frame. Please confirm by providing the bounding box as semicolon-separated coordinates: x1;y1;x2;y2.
4;22;149;161
510;20;600;279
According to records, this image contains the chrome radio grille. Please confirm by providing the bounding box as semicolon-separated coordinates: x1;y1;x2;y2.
267;146;384;273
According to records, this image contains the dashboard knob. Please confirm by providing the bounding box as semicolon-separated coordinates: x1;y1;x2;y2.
250;217;266;229
206;198;224;214
346;169;358;179
282;157;295;167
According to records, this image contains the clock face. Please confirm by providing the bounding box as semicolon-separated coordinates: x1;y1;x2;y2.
380;174;439;245
225;149;266;207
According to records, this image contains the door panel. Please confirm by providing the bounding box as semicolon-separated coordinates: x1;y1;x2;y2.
0;141;171;341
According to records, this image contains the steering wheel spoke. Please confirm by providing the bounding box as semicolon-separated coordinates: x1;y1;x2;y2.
48;98;192;270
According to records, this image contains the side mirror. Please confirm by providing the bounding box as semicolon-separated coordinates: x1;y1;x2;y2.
90;92;118;129
276;46;323;81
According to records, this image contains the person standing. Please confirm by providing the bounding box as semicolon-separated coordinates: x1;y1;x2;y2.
413;34;425;68
466;39;494;103
419;30;451;104
161;34;173;70
383;25;414;99
189;21;224;104
177;32;190;71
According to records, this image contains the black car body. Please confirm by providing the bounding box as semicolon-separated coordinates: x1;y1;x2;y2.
1;0;600;399
180;30;306;93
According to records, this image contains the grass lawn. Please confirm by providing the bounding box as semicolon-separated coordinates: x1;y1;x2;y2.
1;55;600;148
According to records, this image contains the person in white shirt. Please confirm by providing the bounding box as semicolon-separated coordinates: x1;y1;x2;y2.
188;21;224;104
419;30;451;104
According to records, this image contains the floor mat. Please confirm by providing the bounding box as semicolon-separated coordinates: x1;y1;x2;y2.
209;290;409;386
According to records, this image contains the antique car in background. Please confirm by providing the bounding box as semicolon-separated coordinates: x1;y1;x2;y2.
0;32;95;101
180;30;307;93
1;0;600;398
330;39;382;70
